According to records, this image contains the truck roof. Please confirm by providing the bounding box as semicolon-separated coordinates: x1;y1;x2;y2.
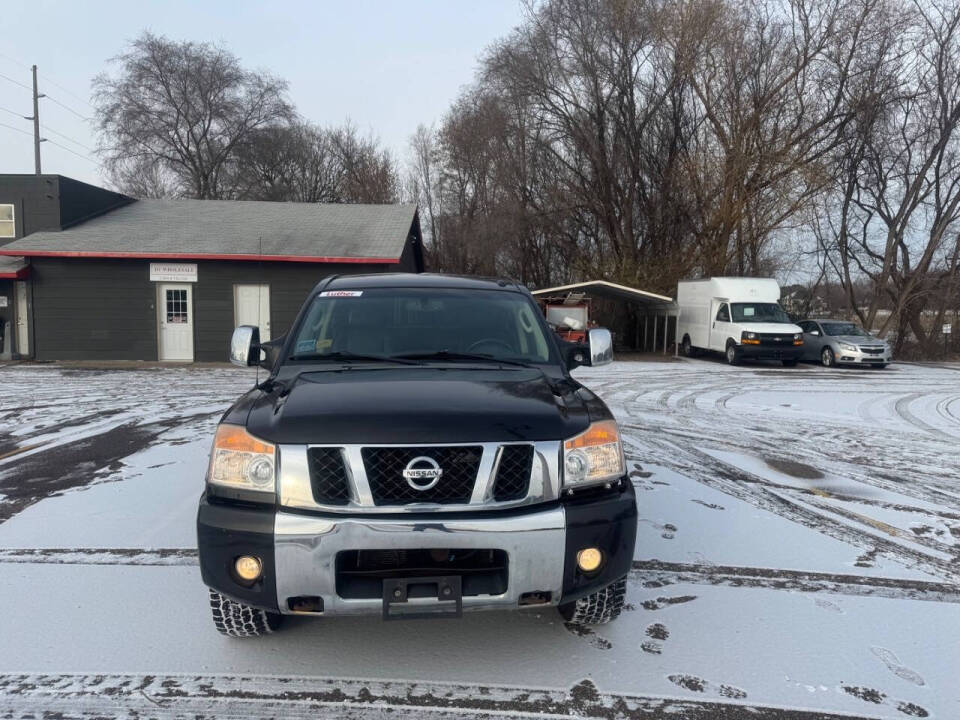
321;272;527;293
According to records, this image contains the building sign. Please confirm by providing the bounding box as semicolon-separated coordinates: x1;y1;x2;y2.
944;323;952;335
149;263;197;283
0;296;7;308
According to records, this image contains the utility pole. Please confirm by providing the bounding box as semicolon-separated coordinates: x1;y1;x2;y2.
31;65;42;175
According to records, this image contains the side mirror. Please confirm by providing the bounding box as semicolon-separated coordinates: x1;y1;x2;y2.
588;327;613;366
230;325;261;367
259;335;285;371
810;330;820;337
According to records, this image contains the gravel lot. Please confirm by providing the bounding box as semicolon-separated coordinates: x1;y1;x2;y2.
0;359;958;719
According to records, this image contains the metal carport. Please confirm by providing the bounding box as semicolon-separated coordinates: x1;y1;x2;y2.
531;280;679;356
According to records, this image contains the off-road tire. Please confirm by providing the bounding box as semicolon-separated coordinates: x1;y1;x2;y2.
821;347;835;368
725;341;740;366
782;359;798;367
209;589;282;637
558;576;627;625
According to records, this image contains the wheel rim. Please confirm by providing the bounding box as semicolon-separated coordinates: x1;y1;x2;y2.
727;346;735;363
822;348;833;366
683;338;691;355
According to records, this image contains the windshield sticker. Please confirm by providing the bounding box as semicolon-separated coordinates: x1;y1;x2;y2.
320;290;363;297
743;307;755;317
315;338;333;350
295;339;316;354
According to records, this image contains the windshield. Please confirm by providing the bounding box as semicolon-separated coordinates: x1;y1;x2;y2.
822;322;870;337
731;303;791;324
288;288;556;364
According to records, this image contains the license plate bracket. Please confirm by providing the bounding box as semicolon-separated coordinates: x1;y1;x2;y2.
382;575;462;620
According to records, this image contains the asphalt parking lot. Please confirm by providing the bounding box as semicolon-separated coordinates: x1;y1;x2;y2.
1;359;958;719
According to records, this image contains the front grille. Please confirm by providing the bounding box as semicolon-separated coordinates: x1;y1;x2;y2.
861;347;884;355
759;333;795;346
307;447;351;505
493;445;534;501
361;446;482;505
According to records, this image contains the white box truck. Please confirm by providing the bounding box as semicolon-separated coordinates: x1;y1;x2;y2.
676;277;803;366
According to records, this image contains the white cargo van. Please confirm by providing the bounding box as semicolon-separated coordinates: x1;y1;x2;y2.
676;277;803;366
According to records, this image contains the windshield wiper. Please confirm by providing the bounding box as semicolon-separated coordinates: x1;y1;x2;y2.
390;351;534;368
288;351;420;365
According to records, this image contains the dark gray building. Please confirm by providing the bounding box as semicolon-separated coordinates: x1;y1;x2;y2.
0;176;423;362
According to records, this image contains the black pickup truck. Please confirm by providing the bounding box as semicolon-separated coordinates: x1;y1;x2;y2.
198;273;637;636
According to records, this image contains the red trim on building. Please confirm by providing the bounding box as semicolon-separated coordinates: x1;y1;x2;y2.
0;266;30;279
0;250;398;264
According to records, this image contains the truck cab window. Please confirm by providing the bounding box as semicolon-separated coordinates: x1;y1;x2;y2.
716;303;730;322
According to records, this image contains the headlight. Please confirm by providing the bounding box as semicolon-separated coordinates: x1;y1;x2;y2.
208;424;276;492
839;342;857;352
793;333;803;345
741;331;759;345
563;420;624;488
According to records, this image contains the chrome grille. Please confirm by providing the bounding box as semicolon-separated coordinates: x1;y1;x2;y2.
492;445;534;501
361;446;483;505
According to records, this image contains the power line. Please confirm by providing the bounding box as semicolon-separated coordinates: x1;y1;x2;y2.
44;137;100;166
41;124;94;152
0;120;34;138
0;70;31;93
44;94;91;122
39;73;93;110
0;105;29;120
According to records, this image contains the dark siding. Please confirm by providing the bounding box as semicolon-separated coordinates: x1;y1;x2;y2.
0;176;60;241
30;257;157;360
191;260;401;362
29;256;412;361
57;177;131;228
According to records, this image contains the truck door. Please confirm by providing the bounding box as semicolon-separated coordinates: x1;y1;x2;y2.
711;301;732;351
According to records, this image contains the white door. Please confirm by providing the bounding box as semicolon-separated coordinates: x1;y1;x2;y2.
710;300;732;351
15;281;28;356
234;284;270;341
158;283;194;361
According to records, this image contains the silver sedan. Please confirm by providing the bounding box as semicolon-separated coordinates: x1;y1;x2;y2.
798;319;892;368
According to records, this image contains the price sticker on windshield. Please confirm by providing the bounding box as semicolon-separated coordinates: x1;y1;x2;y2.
320;290;363;297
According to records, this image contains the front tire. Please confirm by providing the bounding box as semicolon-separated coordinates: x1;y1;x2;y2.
821;347;835;368
558;577;627;625
682;335;694;357
725;342;740;366
209;589;282;637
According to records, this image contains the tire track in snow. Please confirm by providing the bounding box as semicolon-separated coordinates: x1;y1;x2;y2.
0;673;888;720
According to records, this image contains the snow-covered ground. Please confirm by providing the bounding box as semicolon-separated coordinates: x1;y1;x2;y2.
0;359;958;719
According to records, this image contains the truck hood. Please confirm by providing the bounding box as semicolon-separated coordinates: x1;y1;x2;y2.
244;367;592;444
738;322;802;334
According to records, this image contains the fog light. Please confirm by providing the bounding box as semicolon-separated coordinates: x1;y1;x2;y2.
234;555;262;582
577;547;603;573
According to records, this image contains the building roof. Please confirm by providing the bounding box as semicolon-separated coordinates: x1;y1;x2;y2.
532;280;674;307
0;255;28;279
0;198;418;264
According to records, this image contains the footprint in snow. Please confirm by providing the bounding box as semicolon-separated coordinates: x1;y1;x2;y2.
642;595;697;610
563;622;612;651
814;597;844;613
642;623;669;654
871;646;926;686
667;674;747;699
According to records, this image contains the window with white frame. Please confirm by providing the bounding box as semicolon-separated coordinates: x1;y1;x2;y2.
0;205;14;238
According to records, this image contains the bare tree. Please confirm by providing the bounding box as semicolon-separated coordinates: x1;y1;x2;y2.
93;32;292;199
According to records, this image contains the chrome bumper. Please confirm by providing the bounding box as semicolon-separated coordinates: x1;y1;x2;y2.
274;507;566;615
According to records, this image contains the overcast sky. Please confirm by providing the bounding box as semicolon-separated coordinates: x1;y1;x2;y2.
0;0;525;188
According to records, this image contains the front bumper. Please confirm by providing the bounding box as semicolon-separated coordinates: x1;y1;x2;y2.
835;347;891;365
197;481;637;616
737;344;804;361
